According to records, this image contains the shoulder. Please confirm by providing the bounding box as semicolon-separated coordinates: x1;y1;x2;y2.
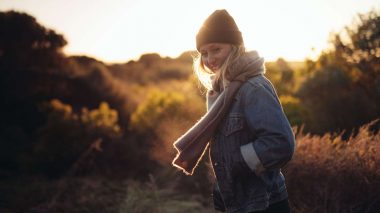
238;74;275;96
234;75;281;109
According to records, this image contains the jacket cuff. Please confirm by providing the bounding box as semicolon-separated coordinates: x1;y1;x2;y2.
240;143;265;175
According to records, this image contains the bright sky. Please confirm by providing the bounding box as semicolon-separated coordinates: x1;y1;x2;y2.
1;0;379;63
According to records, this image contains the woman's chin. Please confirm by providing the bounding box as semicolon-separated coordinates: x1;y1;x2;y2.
209;66;220;72
205;66;219;73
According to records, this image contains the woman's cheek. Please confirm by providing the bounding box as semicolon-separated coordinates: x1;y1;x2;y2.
202;57;208;67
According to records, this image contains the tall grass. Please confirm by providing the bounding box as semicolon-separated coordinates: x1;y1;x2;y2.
284;120;380;213
119;174;212;213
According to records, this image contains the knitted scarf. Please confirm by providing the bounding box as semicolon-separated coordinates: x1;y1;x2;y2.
172;51;265;175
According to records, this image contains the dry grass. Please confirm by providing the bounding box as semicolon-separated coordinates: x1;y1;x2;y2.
2;120;379;213
284;120;380;213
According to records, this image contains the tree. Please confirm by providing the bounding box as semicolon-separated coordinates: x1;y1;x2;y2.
297;9;380;135
332;9;380;100
0;10;68;130
138;53;161;68
0;11;69;174
0;10;67;70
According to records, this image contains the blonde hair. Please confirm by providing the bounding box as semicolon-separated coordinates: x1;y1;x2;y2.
193;44;245;90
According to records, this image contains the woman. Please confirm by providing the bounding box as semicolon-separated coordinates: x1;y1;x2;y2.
172;9;295;213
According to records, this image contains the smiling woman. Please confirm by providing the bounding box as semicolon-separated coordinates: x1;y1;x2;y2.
172;9;295;213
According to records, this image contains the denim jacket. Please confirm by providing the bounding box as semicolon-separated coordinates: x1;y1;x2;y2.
209;74;295;213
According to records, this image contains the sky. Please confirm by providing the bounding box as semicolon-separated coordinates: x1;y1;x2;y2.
1;0;379;63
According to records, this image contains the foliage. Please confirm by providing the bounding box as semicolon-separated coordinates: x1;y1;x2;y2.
119;176;210;213
332;8;380;109
0;176;128;213
284;120;380;212
0;10;70;175
0;10;68;126
2;120;379;213
138;53;162;68
0;10;66;70
33;99;121;176
279;95;305;128
296;8;380;134
108;56;192;85
81;102;121;136
333;9;380;69
266;59;304;128
297;62;377;134
0;174;214;213
2;8;380;213
270;58;296;95
129;89;185;134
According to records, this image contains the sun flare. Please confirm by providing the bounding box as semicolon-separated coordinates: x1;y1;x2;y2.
0;0;378;62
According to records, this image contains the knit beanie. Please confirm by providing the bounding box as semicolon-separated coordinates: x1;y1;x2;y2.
196;9;243;51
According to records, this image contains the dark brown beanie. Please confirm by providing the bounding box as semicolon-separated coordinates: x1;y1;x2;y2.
196;9;243;51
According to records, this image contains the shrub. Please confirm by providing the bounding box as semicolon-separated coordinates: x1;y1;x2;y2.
129;89;185;134
33;99;121;177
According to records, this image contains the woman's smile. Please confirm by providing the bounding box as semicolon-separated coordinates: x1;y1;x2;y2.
200;43;232;72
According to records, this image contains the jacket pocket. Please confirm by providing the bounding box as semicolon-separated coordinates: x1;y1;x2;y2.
223;113;244;136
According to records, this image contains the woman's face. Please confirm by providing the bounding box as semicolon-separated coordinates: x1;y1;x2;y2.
200;43;232;72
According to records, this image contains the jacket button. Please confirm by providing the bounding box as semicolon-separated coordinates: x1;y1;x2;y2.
214;162;218;166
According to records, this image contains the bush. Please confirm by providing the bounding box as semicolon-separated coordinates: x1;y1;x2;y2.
129;89;185;134
279;95;306;128
33;99;121;177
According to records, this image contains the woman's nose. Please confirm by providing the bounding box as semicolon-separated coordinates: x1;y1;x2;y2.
208;56;216;66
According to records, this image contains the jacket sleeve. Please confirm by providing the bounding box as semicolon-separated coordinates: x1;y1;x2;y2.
239;83;295;176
